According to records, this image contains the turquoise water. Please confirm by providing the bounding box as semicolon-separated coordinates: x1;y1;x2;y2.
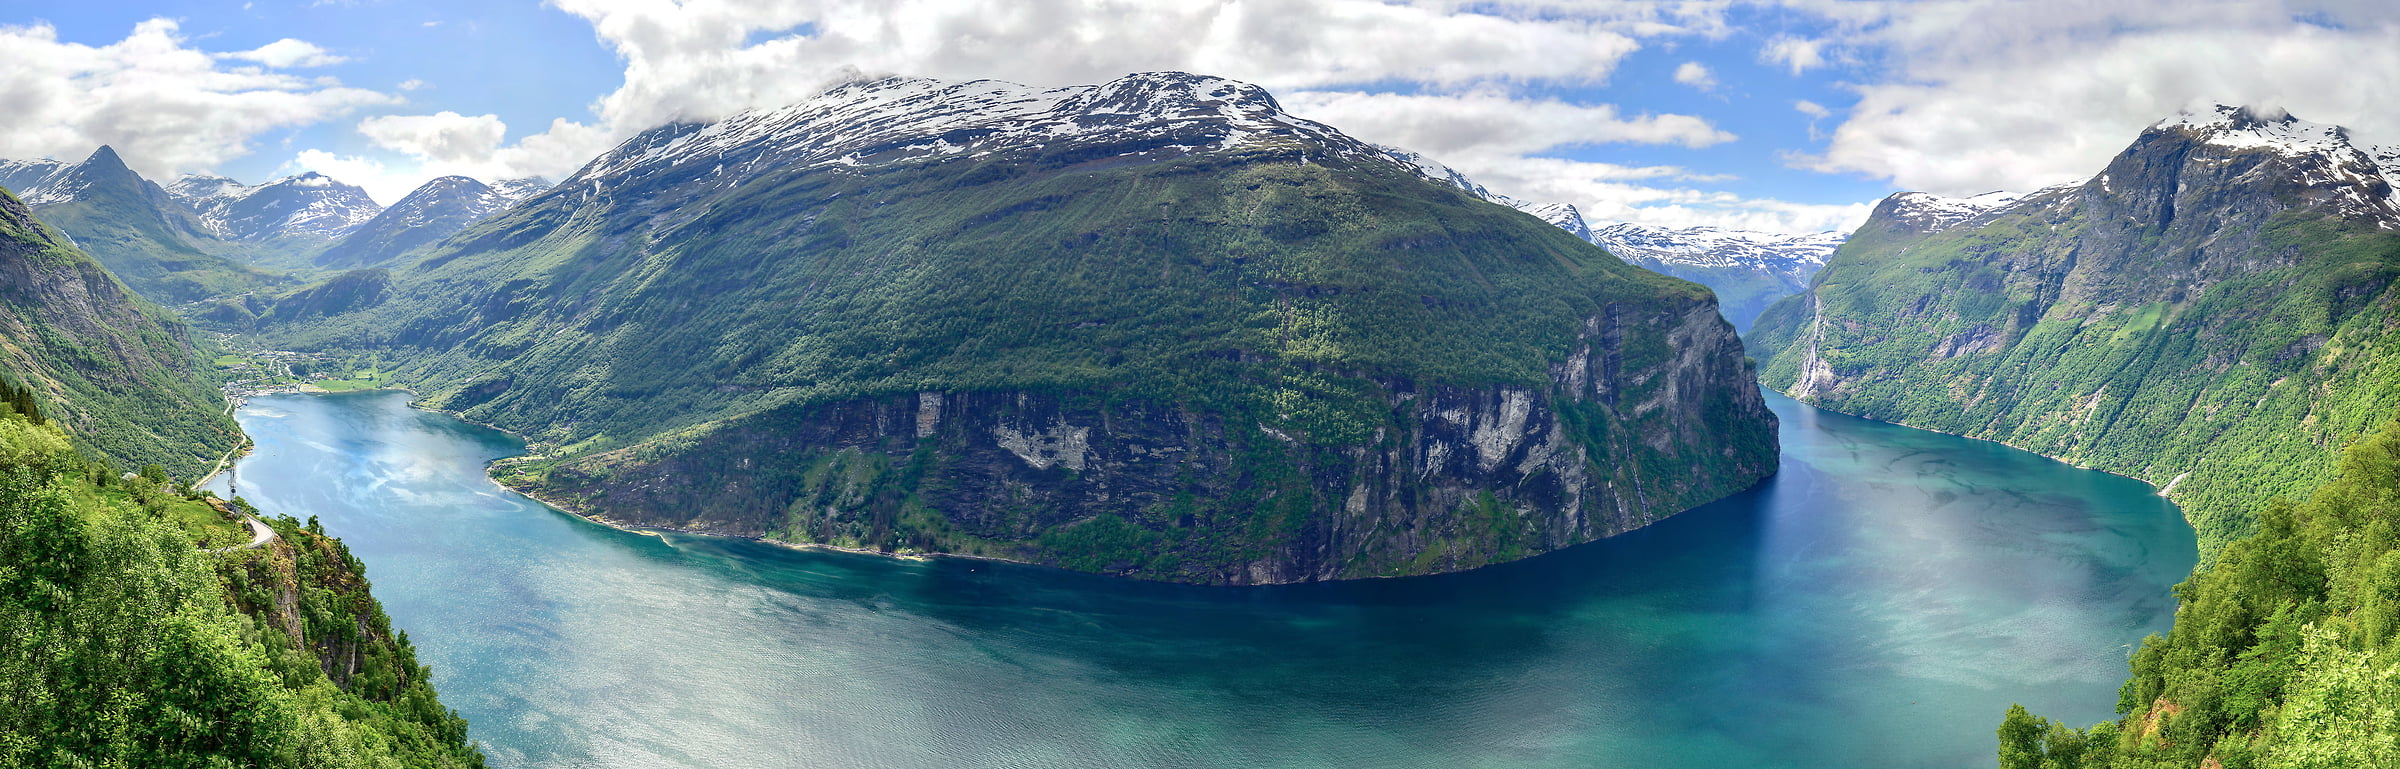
206;391;2193;769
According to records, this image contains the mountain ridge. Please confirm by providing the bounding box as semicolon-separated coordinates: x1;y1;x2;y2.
0;146;277;304
315;174;551;269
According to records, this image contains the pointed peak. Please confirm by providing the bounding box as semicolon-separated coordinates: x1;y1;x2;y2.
82;145;130;171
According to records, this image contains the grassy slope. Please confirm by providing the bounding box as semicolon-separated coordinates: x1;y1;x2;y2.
1751;209;2400;554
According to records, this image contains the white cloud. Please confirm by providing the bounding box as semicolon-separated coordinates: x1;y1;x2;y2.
297;111;615;202
221;38;347;68
285;149;405;205
1282;90;1734;157
1793;99;1830;119
0;20;392;180
532;0;1663;148
359;112;507;165
278;1;1853;234
1269;90;1863;231
1472;155;1869;233
1760;35;1828;75
1673;61;1716;91
397;78;426;91
1784;0;2400;196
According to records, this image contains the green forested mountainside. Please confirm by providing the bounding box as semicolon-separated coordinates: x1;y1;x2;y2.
262;73;1779;584
1999;415;2400;769
1750;112;2400;555
0;187;241;479
0;405;483;768
7;147;278;305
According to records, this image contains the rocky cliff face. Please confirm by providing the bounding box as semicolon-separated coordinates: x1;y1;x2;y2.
517;292;1772;585
1749;105;2400;551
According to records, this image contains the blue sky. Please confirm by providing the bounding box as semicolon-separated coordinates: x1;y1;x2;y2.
3;1;2394;233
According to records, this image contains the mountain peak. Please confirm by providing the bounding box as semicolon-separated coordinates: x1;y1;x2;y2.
2151;104;2360;156
2127;105;2397;227
84;145;128;168
1514;202;1591;241
314;173;546;269
164;169;382;241
1876;189;2029;232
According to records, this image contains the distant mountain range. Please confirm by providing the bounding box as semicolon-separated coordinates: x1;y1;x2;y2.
315;175;551;269
164;171;382;242
0;148;555;304
0;147;274;303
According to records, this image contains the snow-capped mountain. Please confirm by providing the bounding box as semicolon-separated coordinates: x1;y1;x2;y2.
0;147;210;237
1588;222;1845;274
1584;221;1845;332
559;72;1392;199
167;171;383;241
0;146;272;303
1879;190;2032;232
489;176;554;203
1881;106;2400;238
2144;104;2400;227
315;175;555;268
0;158;71;199
1511;201;1593;241
1377;145;1502;201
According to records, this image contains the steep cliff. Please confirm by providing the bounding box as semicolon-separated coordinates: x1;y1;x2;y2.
0;186;241;478
272;72;1778;583
1751;106;2400;552
512;294;1769;584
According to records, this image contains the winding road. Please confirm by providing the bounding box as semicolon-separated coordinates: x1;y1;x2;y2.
205;514;277;554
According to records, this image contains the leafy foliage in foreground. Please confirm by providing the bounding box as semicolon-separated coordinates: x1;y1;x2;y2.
0;409;483;768
2000;417;2400;768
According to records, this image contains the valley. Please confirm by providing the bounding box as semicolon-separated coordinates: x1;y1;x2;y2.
2;20;2394;763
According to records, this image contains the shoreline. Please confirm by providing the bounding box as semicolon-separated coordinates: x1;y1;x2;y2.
492;468;1020;567
298;386;1037;570
1760;386;2181;502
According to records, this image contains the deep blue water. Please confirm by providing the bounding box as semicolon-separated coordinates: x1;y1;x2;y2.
207;390;2193;768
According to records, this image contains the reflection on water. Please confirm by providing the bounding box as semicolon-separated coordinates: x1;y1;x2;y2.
207;391;2193;769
